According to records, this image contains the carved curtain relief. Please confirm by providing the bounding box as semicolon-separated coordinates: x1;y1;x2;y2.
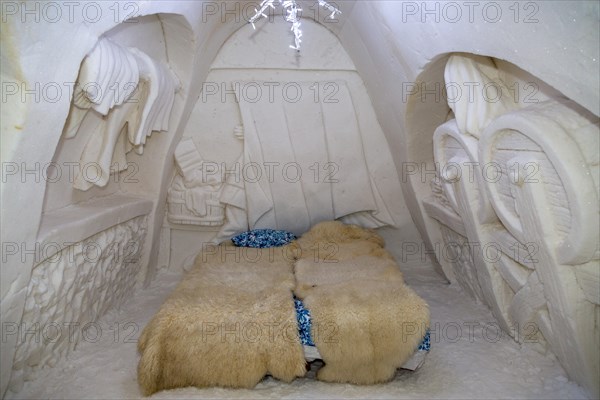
62;37;180;191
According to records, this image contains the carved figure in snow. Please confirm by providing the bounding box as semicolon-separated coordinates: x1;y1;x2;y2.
167;138;225;226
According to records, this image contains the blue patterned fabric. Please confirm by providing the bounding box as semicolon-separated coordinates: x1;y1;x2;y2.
418;329;431;351
294;296;315;346
231;229;296;248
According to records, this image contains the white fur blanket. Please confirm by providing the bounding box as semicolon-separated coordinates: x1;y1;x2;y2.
293;221;430;384
137;243;306;395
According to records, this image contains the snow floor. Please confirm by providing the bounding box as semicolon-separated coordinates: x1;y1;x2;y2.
10;258;590;399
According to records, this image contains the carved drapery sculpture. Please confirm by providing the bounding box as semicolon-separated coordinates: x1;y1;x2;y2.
62;37;180;191
423;54;599;397
444;54;520;137
214;80;401;241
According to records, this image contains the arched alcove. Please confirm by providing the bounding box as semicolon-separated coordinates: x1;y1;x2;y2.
403;53;570;278
406;52;599;396
160;17;411;271
8;13;195;392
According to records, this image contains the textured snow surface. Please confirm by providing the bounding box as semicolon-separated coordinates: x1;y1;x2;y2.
10;261;589;399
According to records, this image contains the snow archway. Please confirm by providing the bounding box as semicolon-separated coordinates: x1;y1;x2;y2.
4;12;195;392
161;18;411;270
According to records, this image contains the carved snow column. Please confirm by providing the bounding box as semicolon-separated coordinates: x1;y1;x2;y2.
480;99;599;398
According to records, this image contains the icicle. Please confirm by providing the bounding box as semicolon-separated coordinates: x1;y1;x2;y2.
248;0;277;29
318;0;342;20
247;0;341;51
281;0;302;51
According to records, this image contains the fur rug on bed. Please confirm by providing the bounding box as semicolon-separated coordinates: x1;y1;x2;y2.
137;243;306;395
293;221;430;385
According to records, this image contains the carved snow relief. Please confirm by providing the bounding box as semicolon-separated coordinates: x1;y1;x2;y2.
213;80;401;241
62;37;180;191
480;100;599;264
424;54;600;397
444;54;519;137
10;216;148;391
167;138;225;226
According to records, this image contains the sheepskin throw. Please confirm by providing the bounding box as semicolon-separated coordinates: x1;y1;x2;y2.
293;221;430;384
137;243;306;395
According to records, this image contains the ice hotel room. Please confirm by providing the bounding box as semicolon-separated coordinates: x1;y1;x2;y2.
1;1;599;399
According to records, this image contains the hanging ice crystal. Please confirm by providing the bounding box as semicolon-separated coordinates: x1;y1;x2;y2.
248;0;341;51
